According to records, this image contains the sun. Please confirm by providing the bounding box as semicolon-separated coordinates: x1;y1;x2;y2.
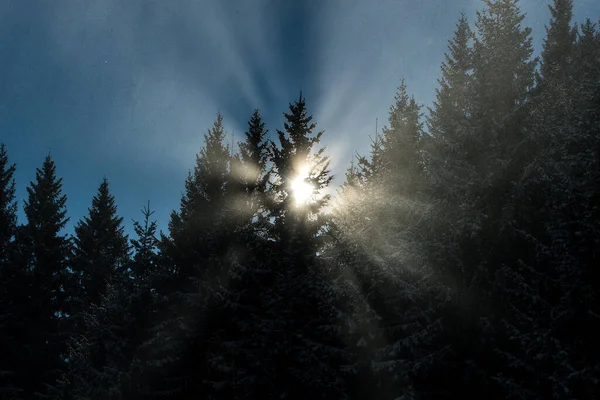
290;165;315;206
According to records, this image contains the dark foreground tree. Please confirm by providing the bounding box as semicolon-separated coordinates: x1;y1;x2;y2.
0;144;25;399
72;177;130;315
19;155;72;398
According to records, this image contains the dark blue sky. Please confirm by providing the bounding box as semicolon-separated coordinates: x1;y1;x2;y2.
1;0;598;238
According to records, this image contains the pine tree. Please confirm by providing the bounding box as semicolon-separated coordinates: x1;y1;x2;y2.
130;201;159;287
269;92;333;252
20;154;72;398
56;279;137;400
463;0;536;290
259;93;349;398
0;143;25;399
141;114;236;398
57;201;164;400
72;177;130;311
198;112;231;208
330;87;451;398
0;143;17;260
355;133;385;185
572;19;600;85
426;14;476;197
228;109;271;226
125;202;163;399
379;80;424;194
164;112;231;283
472;0;536;171
195;97;347;398
538;0;577;86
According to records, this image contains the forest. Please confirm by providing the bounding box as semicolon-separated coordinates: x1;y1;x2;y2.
1;0;599;398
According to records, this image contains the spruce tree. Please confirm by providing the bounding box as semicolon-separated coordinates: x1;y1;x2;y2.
55;279;138;400
465;0;536;288
56;201;163;400
142;114;235;398
164;112;231;283
72;177;130;311
229;109;271;226
197;112;231;208
379;80;424;194
0;143;24;399
332;82;451;398
426;14;475;197
0;144;17;259
125;201;162;398
572;19;599;85
261;93;349;398
130;201;160;287
472;0;536;170
269;92;333;252
502;21;600;397
538;0;577;86
21;154;72;398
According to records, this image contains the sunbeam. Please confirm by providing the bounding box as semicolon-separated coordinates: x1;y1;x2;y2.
290;164;315;206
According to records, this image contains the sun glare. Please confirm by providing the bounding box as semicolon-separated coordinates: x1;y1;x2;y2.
290;165;315;206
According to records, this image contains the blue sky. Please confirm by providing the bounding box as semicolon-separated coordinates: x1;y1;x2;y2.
1;0;599;239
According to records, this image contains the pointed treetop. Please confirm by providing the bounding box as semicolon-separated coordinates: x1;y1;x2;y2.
24;154;69;234
388;79;421;133
271;94;332;221
540;0;576;84
73;176;130;306
472;0;536;115
385;80;422;142
428;12;473;140
75;177;128;246
0;143;17;248
130;200;159;280
197;112;230;202
239;109;270;178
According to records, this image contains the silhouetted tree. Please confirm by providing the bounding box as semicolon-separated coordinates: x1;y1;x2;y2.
0;144;25;399
538;0;577;87
228;109;271;226
72;177;130;314
19;154;72;398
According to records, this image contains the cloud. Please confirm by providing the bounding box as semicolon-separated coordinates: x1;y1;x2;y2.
34;0;290;173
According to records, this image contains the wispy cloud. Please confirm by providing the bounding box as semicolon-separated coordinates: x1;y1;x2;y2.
2;0;599;232
38;0;295;173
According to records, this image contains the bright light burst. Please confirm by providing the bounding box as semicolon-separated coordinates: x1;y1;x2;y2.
290;165;315;206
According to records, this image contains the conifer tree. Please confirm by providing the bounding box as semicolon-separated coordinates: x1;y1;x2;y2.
124;201;162;397
0;143;24;399
355;133;385;185
472;0;536;169
461;0;536;287
52;202;162;400
20;154;72;398
165;112;232;281
379;80;424;194
538;0;577;86
572;19;599;84
0;144;17;260
229;109;271;226
269;92;333;252
197;112;231;208
53;280;138;400
260;94;349;398
164;112;231;283
426;14;476;196
497;16;600;396
141;114;235;398
72;177;130;311
130;201;159;287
